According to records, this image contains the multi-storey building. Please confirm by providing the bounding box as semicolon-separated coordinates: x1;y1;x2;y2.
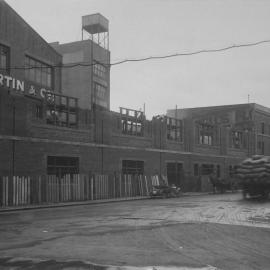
1;1;270;192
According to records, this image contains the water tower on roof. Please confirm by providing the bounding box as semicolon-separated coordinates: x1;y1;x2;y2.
82;13;109;50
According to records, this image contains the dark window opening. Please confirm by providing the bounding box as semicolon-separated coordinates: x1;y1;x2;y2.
0;44;10;74
261;122;265;134
201;164;215;175
216;164;220;177
35;104;43;119
194;163;199;176
47;156;79;177
257;141;265;155
120;107;144;136
122;160;144;175
167;162;183;186
166;117;183;141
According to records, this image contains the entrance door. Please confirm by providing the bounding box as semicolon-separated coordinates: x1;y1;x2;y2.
166;162;183;186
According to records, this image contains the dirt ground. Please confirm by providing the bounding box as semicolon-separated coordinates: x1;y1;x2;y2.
0;193;270;270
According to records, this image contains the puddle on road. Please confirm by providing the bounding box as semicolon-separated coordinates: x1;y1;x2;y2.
0;257;219;270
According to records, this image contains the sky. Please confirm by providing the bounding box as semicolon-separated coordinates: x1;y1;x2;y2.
5;0;270;119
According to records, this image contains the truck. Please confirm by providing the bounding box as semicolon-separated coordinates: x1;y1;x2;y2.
236;155;270;199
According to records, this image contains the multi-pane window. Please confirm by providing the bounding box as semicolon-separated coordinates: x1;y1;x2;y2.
25;56;53;88
47;156;79;177
0;44;9;74
93;61;107;79
196;121;217;146
231;131;246;149
122;160;144;175
166;117;183;141
120;107;144;136
93;83;108;108
45;92;78;128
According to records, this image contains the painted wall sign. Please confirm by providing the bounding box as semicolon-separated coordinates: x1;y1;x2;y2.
0;73;53;99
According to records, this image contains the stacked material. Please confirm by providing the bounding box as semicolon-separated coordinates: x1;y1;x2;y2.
236;155;270;183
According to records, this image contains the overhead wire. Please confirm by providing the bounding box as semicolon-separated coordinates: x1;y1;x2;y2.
1;39;270;71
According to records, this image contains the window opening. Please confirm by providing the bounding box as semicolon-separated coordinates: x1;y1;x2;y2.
120;107;144;136
122;160;144;175
166;117;183;141
47;156;79;177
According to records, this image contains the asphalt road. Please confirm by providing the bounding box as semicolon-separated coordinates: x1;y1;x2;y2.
0;193;270;270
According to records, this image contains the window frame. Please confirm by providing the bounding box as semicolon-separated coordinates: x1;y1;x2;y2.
47;156;79;177
166;116;183;142
0;44;10;74
120;107;144;137
25;55;53;89
122;160;144;175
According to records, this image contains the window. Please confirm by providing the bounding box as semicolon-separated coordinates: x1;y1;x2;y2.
93;83;108;108
167;117;183;141
201;164;215;175
216;164;220;177
122;160;144;175
47;156;79;177
25;56;53;88
93;61;107;79
194;164;199;176
45;92;78;128
120;107;144;136
0;44;10;74
231;131;247;149
261;122;265;134
196;120;217;146
257;141;265;155
34;104;43;119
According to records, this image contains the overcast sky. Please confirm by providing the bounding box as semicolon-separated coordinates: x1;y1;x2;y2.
5;0;270;119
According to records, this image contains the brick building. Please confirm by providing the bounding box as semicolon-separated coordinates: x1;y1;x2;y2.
1;1;270;191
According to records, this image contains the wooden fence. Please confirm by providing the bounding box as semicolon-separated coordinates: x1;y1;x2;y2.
0;174;166;208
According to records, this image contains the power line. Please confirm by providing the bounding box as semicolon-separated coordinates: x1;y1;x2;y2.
1;39;270;71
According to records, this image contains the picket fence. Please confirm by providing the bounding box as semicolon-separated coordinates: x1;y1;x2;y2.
0;174;167;208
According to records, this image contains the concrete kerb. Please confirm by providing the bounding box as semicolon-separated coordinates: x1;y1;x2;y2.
0;192;212;213
0;197;150;213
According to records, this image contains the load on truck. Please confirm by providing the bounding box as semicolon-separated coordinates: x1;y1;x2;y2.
236;155;270;199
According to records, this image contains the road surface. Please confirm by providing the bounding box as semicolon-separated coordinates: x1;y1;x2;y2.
0;193;270;269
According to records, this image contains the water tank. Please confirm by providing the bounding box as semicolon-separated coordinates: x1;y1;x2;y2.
82;13;108;34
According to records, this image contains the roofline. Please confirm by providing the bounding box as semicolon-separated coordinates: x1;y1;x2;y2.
3;0;62;58
167;103;256;112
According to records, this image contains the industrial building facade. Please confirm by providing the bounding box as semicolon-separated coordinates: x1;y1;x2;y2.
1;1;270;191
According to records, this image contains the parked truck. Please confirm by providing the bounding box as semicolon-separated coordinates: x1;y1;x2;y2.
236;155;270;199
